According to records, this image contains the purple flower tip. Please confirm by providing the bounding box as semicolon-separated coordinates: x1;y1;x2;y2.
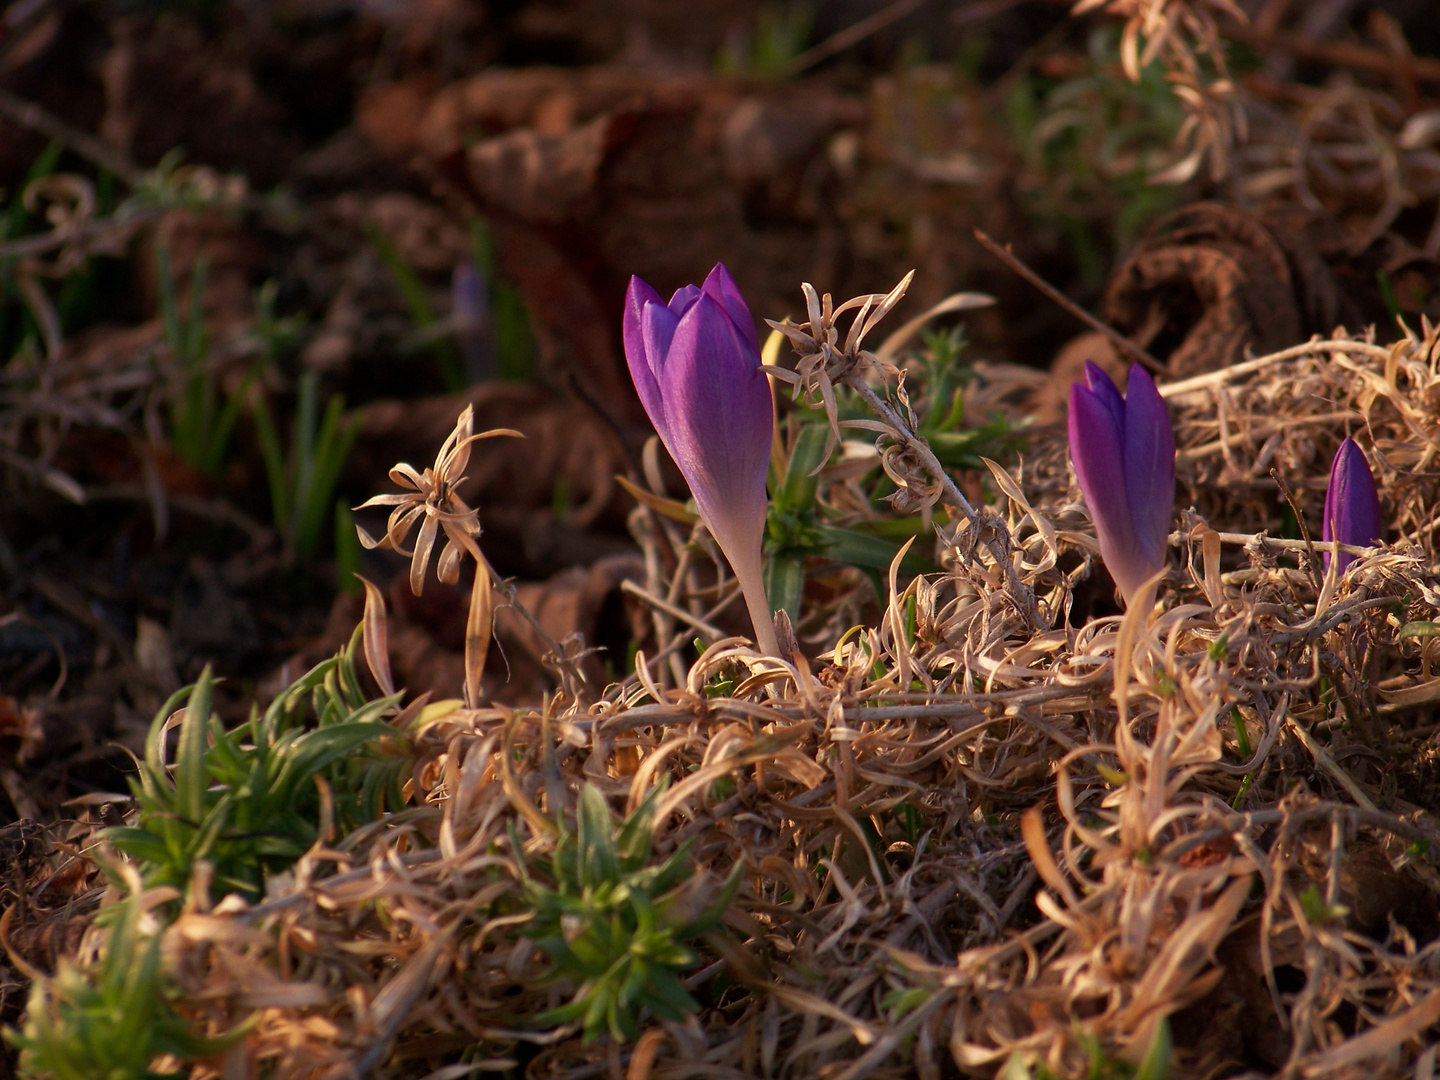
623;264;778;653
1321;437;1383;575
1067;363;1176;606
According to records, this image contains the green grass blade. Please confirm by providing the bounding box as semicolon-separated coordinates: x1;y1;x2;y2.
249;393;290;532
176;667;214;826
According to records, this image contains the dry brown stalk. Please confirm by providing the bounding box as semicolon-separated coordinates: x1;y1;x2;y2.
40;318;1440;1079
767;275;1042;630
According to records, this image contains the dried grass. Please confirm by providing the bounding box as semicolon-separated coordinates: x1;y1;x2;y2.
49;318;1430;1079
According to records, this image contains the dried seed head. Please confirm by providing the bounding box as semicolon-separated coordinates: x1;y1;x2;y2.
766;271;914;462
354;405;521;596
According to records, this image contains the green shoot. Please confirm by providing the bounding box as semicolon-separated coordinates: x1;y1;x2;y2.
250;278;307;360
1230;707;1252;760
105;628;406;900
715;3;813;77
7;890;247;1080
369;225;464;391
518;783;742;1044
1298;884;1349;925
469;217;536;383
251;370;360;561
157;242;248;477
334;499;362;594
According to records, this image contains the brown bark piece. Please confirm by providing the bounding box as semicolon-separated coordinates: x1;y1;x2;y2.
1103;203;1304;378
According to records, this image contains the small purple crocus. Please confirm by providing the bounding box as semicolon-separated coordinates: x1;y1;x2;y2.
1322;437;1382;575
451;261;493;381
1068;362;1176;606
624;264;780;656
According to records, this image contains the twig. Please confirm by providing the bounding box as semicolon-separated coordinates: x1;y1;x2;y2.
973;229;1165;374
620;580;728;640
565;370;644;481
1171;527;1374;559
1286;710;1378;812
1176;410;1361;464
1270;468;1324;587
779;0;932;77
0;0;59;68
1161;338;1393;397
0;89;142;186
0;205;163;262
1226;25;1440;86
491;571;591;700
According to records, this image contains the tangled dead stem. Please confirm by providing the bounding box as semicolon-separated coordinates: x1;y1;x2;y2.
17;316;1440;1080
8;1;1440;1078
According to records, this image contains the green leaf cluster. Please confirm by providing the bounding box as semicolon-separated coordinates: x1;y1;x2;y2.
912;327;1022;470
10;628;409;1078
1002;1016;1172;1080
519;783;741;1044
105;627;407;900
765;422;937;621
250;369;359;561
1004;26;1185;281
156;242;251;479
7;892;247;1080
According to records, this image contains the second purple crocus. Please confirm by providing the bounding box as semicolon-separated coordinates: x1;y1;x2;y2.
1322;437;1382;575
1068;362;1176;606
624;264;780;656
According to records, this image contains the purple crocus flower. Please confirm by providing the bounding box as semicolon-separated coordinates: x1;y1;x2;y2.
1068;362;1176;606
451;261;493;381
624;264;780;656
1322;437;1382;575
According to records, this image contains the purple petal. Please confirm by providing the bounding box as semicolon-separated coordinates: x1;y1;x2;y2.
452;262;492;379
1070;379;1146;600
1323;437;1383;573
451;263;488;325
1320;448;1340;546
624;276;668;435
1121;365;1175;570
1083;361;1125;436
700;263;761;356
668;284;702;315
639;302;682;443
659;293;773;562
641;301;680;376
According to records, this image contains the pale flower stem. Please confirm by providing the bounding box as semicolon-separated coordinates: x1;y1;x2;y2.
738;569;783;659
843;375;1039;624
725;544;781;658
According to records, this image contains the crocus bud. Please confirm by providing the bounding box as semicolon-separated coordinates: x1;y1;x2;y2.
1068;361;1176;606
1321;437;1382;575
624;264;780;656
451;261;493;382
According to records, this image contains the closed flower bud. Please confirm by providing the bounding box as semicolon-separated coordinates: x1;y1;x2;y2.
624;264;779;655
1322;437;1382;575
1067;362;1176;606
